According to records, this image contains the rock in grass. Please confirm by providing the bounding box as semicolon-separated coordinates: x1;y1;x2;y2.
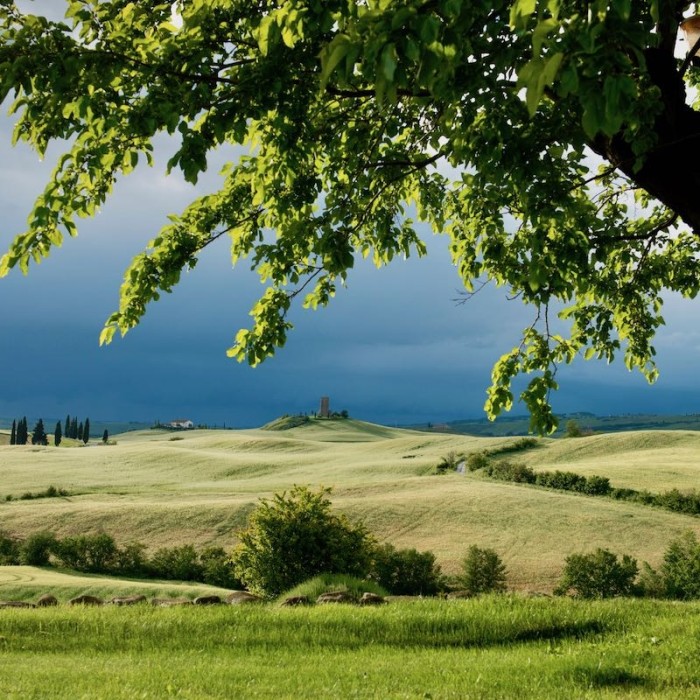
359;592;386;606
316;591;355;605
226;591;264;605
194;595;223;605
69;595;103;606
109;594;147;606
280;595;311;607
0;600;36;608
36;594;59;607
150;597;192;607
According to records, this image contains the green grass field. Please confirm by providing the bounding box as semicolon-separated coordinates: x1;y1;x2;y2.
1;596;700;698
2;420;700;591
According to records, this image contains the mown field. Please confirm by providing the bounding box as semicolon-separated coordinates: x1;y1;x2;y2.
2;420;700;592
0;565;233;602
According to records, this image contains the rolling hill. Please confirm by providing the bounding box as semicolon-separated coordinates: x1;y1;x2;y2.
1;418;699;592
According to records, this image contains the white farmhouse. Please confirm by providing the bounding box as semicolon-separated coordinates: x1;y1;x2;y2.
168;419;194;429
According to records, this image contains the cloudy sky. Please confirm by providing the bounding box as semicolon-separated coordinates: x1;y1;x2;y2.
2;6;700;429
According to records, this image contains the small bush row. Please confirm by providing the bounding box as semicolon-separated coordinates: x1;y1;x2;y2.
0;531;242;589
435;440;540;475
480;460;613;495
556;531;700;600
469;454;700;515
4;485;70;502
483;438;540;456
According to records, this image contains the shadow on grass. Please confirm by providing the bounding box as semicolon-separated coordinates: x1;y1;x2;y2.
510;620;607;646
569;665;648;691
386;619;610;651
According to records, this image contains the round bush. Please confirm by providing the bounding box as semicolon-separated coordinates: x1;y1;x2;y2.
20;531;58;566
661;530;700;600
458;545;507;595
370;543;443;595
555;548;638;598
232;486;375;597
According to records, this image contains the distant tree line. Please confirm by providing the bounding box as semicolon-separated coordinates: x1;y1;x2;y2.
9;414;92;446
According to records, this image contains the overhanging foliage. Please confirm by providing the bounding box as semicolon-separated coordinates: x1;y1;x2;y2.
2;1;700;432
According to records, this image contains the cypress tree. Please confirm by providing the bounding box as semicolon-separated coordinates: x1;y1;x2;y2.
70;417;78;439
77;421;84;442
83;418;90;444
54;421;62;447
31;418;48;446
65;414;71;438
17;417;28;445
102;429;109;444
10;419;16;445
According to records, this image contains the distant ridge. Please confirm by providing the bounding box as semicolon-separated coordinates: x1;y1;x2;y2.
404;412;700;437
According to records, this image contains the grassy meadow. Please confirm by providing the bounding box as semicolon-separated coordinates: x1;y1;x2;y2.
2;420;700;591
2;596;700;698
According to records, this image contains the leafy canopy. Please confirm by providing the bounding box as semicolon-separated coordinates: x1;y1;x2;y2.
2;1;700;432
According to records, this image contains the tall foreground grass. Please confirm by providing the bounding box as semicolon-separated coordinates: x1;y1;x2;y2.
1;597;700;698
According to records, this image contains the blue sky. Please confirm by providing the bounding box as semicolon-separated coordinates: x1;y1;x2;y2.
2;6;700;428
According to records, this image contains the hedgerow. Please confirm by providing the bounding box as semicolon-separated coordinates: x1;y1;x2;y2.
469;455;700;516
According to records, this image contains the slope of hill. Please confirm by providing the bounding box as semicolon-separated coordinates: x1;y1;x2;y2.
513;430;700;491
1;422;699;592
408;412;700;436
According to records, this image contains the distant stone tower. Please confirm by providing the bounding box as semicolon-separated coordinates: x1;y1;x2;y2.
319;396;330;418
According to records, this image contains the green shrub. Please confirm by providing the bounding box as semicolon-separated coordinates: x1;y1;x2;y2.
655;489;700;515
611;487;640;500
434;451;462;474
232;485;375;597
565;420;582;438
199;546;242;589
149;544;204;582
487;438;539;456
583;475;612;496
16;485;70;501
636;562;666;598
660;530;700;600
113;542;149;577
370;544;443;596
20;531;58;566
535;470;587;492
458;545;507;595
279;573;388;603
466;452;489;471
0;530;20;565
485;461;536;484
555;548;638;598
54;533;119;572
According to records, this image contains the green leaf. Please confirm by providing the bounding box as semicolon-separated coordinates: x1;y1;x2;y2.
510;0;537;31
320;34;351;90
380;43;397;82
